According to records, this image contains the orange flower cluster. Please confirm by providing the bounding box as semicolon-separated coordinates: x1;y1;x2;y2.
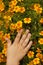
0;0;43;65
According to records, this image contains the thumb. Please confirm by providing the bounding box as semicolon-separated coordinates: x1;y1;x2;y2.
5;38;11;48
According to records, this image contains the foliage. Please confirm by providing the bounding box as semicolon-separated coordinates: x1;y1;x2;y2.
0;0;43;65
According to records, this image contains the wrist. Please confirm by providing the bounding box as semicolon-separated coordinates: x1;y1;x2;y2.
6;61;19;65
6;60;19;65
6;57;20;65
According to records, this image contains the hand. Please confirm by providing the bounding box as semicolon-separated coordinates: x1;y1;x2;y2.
6;29;32;65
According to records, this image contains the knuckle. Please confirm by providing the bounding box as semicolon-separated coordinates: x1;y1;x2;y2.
22;35;26;39
24;41;27;44
26;29;29;33
22;37;25;41
17;34;20;38
25;39;28;43
28;33;31;37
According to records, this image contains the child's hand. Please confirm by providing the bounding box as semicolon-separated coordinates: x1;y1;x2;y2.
6;29;32;65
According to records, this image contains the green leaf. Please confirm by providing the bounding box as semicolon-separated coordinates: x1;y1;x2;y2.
40;45;43;50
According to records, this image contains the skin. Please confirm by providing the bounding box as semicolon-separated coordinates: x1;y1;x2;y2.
6;29;33;65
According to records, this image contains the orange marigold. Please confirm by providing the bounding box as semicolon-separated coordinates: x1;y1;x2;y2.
38;38;43;44
27;51;34;58
33;58;40;65
24;18;31;24
0;1;5;12
39;18;43;24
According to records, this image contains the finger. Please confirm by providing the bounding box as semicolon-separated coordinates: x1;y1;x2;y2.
14;29;23;44
22;33;31;48
19;30;29;45
5;38;11;48
24;41;32;53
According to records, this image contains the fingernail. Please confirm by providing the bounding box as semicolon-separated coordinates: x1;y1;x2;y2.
28;33;31;37
30;41;33;43
20;29;23;32
26;29;29;32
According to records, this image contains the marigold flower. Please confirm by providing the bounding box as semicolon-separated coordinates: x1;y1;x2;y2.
4;43;7;48
41;55;43;62
24;18;31;24
2;48;7;56
0;53;4;62
4;23;9;29
3;15;11;21
0;31;3;39
39;31;43;36
34;7;42;14
27;61;34;65
8;0;18;13
9;0;17;8
4;33;10;39
0;2;5;12
16;21;23;29
36;53;42;59
19;7;25;13
1;57;6;62
38;38;43;44
8;7;14;13
34;4;42;14
27;51;34;58
36;48;41;53
0;0;2;2
34;4;40;9
14;6;20;12
33;58;40;65
1;36;6;43
10;23;16;31
39;18;43;24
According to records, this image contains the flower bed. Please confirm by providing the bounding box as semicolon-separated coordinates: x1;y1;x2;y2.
0;0;43;65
